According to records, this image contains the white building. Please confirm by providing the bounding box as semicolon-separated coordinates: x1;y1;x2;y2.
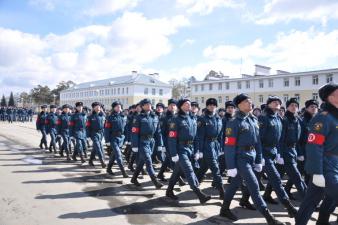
191;65;338;108
60;72;172;108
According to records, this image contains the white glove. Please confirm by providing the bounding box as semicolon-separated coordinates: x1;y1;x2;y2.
157;146;162;152
161;146;166;152
106;142;111;147
297;156;305;161
199;152;203;159
312;174;325;187
261;158;265;166
194;153;200;161
171;155;179;162
227;168;238;177
254;164;263;172
276;154;284;165
161;152;166;161
218;151;224;156
132;147;138;153
124;141;128;145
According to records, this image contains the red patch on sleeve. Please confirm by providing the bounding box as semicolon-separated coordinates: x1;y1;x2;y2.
224;137;237;146
105;122;112;128
68;121;75;126
132;127;140;133
169;131;177;138
45;119;49;125
307;133;325;145
86;121;91;127
56;119;61;125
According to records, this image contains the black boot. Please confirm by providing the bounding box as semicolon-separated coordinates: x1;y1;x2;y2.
39;142;43;149
121;167;129;178
80;154;86;164
88;155;95;166
178;177;186;186
128;163;135;172
72;152;78;161
157;173;167;182
219;206;238;221
166;189;178;200
151;175;164;189
131;172;141;186
100;159;106;168
49;145;52;153
239;198;256;210
194;188;211;204
263;193;279;205
218;186;225;200
262;209;286;225
106;168;114;175
282;199;298;218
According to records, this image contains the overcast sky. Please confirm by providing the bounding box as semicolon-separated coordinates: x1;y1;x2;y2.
1;0;338;95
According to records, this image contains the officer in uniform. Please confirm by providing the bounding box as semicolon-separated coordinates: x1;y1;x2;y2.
36;105;48;150
280;98;307;198
156;99;177;182
165;98;211;204
69;102;87;163
86;102;106;168
196;98;225;199
127;103;142;172
153;102;165;163
57;104;72;161
124;105;136;162
104;101;128;177
295;83;338;225
220;93;285;225
258;96;298;217
46;104;58;153
130;98;164;189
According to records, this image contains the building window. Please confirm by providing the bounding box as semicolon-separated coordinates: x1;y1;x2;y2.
284;78;289;87
159;89;163;96
100;90;104;96
295;94;300;102
201;97;204;103
237;81;242;89
218;83;222;90
151;99;155;105
195;85;198;92
246;81;250;89
201;84;204;91
259;95;264;103
144;88;148;95
295;77;300;86
152;88;156;95
312;93;318;100
117;88;120;95
122;88;124;94
327;74;333;83
259;80;264;88
113;88;116;95
225;82;229;90
268;79;273;88
283;94;289;103
126;87;129;94
218;96;222;104
225;96;229;101
312;75;318;85
209;83;213;90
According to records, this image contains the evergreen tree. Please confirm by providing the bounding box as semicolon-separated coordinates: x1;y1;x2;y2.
8;92;15;107
1;94;7;107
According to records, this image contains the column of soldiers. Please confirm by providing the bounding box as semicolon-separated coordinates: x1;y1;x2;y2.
33;82;338;225
0;106;34;122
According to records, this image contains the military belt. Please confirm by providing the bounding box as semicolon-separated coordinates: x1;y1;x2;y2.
206;137;218;141
140;135;153;140
179;140;194;145
112;131;122;137
287;143;296;148
238;145;255;151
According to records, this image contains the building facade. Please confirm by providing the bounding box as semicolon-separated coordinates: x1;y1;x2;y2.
191;65;338;108
60;72;172;108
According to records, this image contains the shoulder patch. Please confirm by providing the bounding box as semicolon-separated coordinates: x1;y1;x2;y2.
197;121;202;127
133;118;137;123
226;128;232;135
169;122;175;129
313;122;323;131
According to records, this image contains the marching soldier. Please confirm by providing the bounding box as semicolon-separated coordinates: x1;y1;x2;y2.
57;104;72;161
36;105;48;150
46;104;58;153
220;93;285;225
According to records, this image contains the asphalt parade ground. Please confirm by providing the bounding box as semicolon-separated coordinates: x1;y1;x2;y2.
0;121;336;225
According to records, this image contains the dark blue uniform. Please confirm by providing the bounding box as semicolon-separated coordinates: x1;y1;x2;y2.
36;111;48;149
280;111;307;197
296;103;338;225
57;112;71;159
70;111;87;161
86;111;106;164
46;112;59;153
196;111;224;194
104;112;127;174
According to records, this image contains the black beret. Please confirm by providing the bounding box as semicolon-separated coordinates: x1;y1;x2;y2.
286;98;299;108
156;103;165;108
111;101;122;109
177;98;190;109
140;98;151;106
75;102;83;107
41;104;48;109
233;93;250;106
260;104;266;111
225;101;236;108
191;101;199;108
267;96;282;105
305;99;319;108
206;98;218;107
62;104;70;109
91;102;101;108
168;99;177;105
319;82;338;102
49;104;56;109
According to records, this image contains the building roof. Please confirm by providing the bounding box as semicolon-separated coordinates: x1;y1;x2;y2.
65;73;171;91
